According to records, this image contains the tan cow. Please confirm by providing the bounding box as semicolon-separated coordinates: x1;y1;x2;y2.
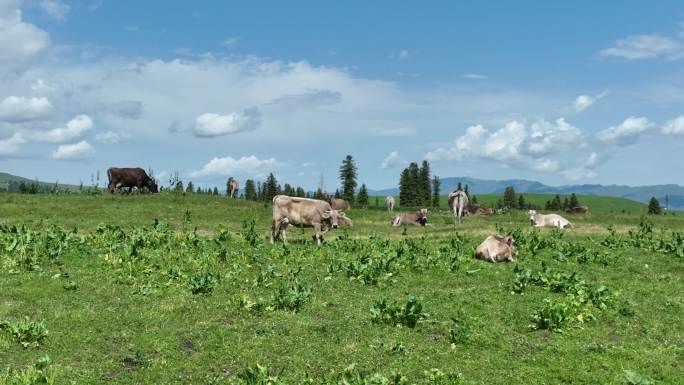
271;195;351;245
475;235;517;262
391;209;428;226
228;178;239;198
528;210;572;229
328;198;350;210
564;206;589;214
464;204;493;216
448;190;469;223
385;196;395;212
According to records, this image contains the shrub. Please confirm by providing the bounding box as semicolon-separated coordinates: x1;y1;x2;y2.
0;318;48;348
188;272;218;295
370;294;427;328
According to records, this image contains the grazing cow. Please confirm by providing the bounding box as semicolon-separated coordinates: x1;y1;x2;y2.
475;235;517;263
448;190;469;223
465;204;493;216
271;195;351;245
528;210;572;229
564;206;589;214
107;167;158;193
385;196;395;212
327;197;350;210
391;209;429;227
228;178;239;198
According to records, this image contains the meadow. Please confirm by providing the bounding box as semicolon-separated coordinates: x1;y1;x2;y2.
1;193;682;385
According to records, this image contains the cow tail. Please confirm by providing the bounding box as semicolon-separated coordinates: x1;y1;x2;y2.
107;168;112;182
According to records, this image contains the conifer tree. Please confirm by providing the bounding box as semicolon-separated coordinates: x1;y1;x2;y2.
518;194;526;209
213;187;219;195
502;186;517;208
418;160;432;206
186;181;194;193
568;193;579;208
399;167;410;207
262;173;279;202
339;155;358;203
256;181;263;201
295;186;305;197
357;183;369;206
334;189;341;199
244;179;257;201
314;187;324;200
432;175;441;208
648;197;662;215
464;184;470;199
562;197;569;210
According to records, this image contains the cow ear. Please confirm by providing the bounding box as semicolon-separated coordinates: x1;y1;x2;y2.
506;236;513;246
339;211;346;217
321;210;331;219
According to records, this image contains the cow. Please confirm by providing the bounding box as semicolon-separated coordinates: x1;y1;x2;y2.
327;197;350;210
564;206;589;214
107;167;158;193
228;178;239;198
475;235;517;263
271;195;351;246
391;209;429;227
448;189;469;223
464;204;493;216
528;210;572;229
385;196;395;212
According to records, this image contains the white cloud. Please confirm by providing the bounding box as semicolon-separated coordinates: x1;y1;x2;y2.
39;0;70;21
573;91;607;112
531;158;559;172
51;140;95;160
398;50;410;60
190;155;280;177
662;115;684;135
95;131;131;144
223;37;239;47
0;0;50;72
0;132;26;156
40;115;94;143
599;35;684;60
596;116;654;145
381;151;404;169
0;96;52;122
192;108;262;138
462;73;488;80
526;118;583;157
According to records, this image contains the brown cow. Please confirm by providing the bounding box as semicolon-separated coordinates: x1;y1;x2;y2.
391;209;429;226
271;195;351;245
564;206;589;214
465;204;493;216
327;197;350;210
107;167;158;193
475;235;517;262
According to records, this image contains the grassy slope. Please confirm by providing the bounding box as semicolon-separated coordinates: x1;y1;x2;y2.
0;193;682;384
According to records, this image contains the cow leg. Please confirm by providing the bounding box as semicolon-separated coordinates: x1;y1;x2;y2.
278;218;289;244
270;219;277;244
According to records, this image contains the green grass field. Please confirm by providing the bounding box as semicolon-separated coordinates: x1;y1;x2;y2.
1;193;682;385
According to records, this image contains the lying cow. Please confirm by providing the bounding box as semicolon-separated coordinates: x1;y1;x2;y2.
327;197;350;210
271;195;351;245
528;210;572;229
107;167;158;193
465;204;493;216
475;235;517;263
564;206;589;214
392;209;428;226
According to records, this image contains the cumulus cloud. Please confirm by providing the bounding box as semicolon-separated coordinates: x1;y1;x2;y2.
426;121;527;162
599;35;684;60
95;131;131;144
190;155;280;177
0;96;52;122
573;91;607;112
192;107;262;138
381;151;404;169
526;118;584;157
596;116;654;145
0;0;50;71
40;115;94;143
662;115;684;135
0;132;26;156
51;140;95;160
39;0;70;21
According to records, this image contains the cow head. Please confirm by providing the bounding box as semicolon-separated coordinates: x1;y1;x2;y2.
146;178;159;193
321;209;347;229
527;210;537;226
504;235;518;255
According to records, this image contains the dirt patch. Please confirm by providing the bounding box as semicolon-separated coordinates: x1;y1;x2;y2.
325;303;338;308
427;332;444;341
608;333;622;341
538;330;552;340
181;338;196;352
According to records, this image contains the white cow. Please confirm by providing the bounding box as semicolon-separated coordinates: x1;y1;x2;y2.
528;210;572;229
385;196;395;212
448;190;469;224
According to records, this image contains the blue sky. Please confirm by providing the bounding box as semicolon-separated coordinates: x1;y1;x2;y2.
1;0;684;191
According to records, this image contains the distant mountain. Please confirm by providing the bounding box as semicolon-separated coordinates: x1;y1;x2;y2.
369;176;684;210
0;172;80;192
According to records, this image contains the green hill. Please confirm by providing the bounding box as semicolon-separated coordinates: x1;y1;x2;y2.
0;171;80;192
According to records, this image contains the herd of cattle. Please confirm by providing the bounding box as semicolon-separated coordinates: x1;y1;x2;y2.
107;167;588;262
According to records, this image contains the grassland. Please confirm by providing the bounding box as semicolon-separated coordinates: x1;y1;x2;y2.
0;192;682;385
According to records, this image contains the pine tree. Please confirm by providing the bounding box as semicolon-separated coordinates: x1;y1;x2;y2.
256;181;263;201
375;196;380;207
334;189;341;199
432;175;441;208
648;197;662;215
568;193;579;208
339;155;358;203
418;160;432;206
518;194;526;209
244;179;257;201
502;186;517;209
213;187;219;195
263;173;279;202
407;162;420;206
399;167;410;207
175;180;184;193
295;187;305;197
562;197;569;210
196;186;203;194
464;184;470;199
283;183;295;196
186;181;194;193
314;187;324;200
457;182;462;191
357;183;369;206
471;195;478;204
